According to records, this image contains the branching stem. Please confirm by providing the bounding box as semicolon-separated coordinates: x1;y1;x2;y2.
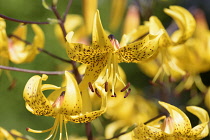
0;65;65;75
0;14;49;24
38;48;72;64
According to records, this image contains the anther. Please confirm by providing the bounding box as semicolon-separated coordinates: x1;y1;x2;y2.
111;92;117;97
124;88;131;98
105;82;108;92
108;34;120;49
108;34;115;40
121;82;130;92
60;91;65;96
88;82;94;92
95;88;101;98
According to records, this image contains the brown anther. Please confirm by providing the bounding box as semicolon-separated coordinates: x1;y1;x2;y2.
124;88;131;98
95;88;101;98
108;34;120;49
121;82;130;92
60;91;65;96
105;82;108;92
149;80;159;86
111;93;117;97
88;82;94;92
108;34;115;40
26;128;29;131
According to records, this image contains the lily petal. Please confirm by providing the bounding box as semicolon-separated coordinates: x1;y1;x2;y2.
164;6;196;44
9;24;44;64
92;10;113;52
23;74;53;116
116;29;163;63
66;32;103;64
186;106;209;138
159;101;192;136
149;16;172;47
61;71;82;115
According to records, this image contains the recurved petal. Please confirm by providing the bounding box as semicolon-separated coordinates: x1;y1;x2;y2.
11;24;27;41
12;24;45;63
8;25;29;64
149;16;172;47
66;31;104;64
31;24;45;51
92;10;113;52
164;6;196;44
186;106;209;138
159;101;192;136
116;29;163;63
23;74;53;116
61;71;82;115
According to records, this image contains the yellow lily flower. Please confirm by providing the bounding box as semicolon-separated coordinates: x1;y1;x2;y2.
166;9;210;93
66;10;163;97
23;71;107;140
138;6;196;82
133;101;209;139
8;24;44;64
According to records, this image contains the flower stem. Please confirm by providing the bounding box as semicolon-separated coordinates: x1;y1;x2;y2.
38;48;72;63
0;65;65;75
85;123;93;140
0;14;49;24
51;5;67;38
62;0;73;21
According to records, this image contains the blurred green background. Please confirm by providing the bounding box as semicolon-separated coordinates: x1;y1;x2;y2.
0;0;209;139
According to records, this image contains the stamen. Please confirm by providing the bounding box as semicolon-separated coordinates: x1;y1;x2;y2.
95;88;101;98
105;82;108;92
124;88;131;98
120;82;130;92
26;127;53;133
88;82;94;92
111;92;117;97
